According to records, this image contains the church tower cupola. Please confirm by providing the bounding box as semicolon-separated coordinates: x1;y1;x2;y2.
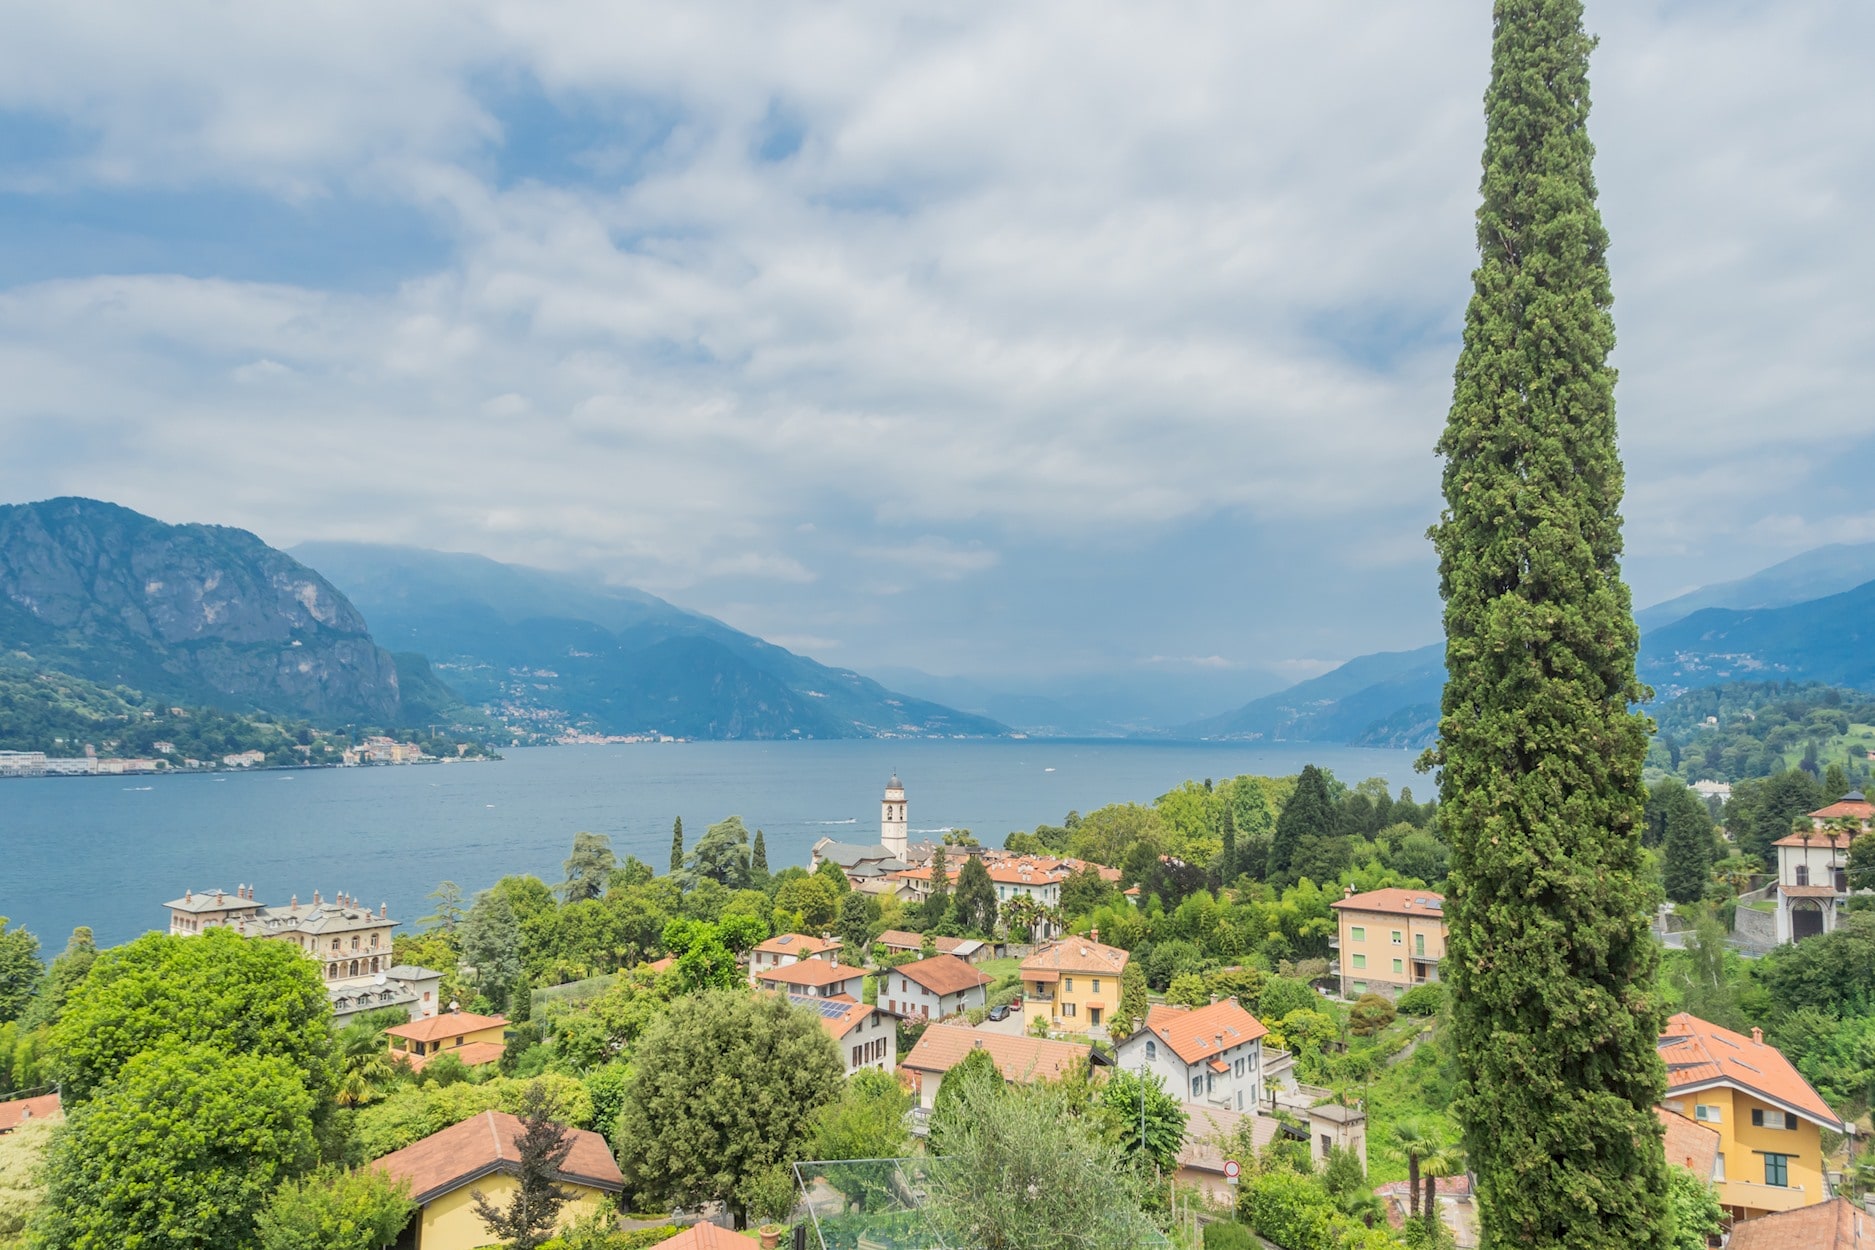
882;774;908;859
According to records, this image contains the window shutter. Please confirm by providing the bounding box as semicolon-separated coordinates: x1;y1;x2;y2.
1751;1109;1763;1127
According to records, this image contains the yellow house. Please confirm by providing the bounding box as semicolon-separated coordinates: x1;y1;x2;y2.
370;1109;623;1250
1019;933;1129;1035
1660;1012;1848;1221
387;1011;509;1073
1330;888;1445;999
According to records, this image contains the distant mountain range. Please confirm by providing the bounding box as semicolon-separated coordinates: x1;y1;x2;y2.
0;498;406;724
290;542;1007;741
1188;542;1875;747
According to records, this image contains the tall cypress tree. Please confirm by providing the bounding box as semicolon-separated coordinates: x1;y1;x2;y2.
1266;764;1333;887
1429;3;1666;1246
669;817;684;877
751;827;769;876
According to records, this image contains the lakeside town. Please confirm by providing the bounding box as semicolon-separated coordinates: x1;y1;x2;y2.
4;769;1869;1250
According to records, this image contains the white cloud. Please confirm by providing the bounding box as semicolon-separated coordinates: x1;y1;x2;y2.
0;1;1871;676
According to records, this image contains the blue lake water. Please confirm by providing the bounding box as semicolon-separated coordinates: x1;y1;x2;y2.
0;740;1421;948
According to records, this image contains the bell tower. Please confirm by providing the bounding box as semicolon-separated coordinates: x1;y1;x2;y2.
882;773;908;859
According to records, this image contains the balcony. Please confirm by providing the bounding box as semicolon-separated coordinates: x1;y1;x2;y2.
1719;1179;1811;1215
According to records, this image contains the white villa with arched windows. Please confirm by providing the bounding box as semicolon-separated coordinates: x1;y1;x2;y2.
1773;792;1875;944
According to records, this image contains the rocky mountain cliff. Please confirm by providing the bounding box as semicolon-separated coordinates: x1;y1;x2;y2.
0;498;402;724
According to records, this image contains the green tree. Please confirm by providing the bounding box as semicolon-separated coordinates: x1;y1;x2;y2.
689;817;752;890
15;929;94;1035
461;889;525;1013
0;1116;54;1244
1106;963;1150;1040
751;828;769;879
471;1082;578;1250
1661;788;1715;906
49;929;334;1105
1098;1068;1187;1174
670;817;685;876
0;920;41;1026
561;832;616;904
952;857;999;935
1847;834;1875;894
421;881;466;935
924;1072;1157;1250
1662;1167;1723;1250
810;1068;912;1212
1427;3;1668;1244
255;1166;415;1250
617;989;842;1228
1267;765;1334;887
31;1043;318;1250
929;1046;1003;1153
925;845;952;927
837;892;876;954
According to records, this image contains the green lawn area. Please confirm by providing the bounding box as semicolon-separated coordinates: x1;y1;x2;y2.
1742;899;1777;913
976;956;1023;983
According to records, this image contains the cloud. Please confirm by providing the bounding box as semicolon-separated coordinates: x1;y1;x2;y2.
0;0;1870;682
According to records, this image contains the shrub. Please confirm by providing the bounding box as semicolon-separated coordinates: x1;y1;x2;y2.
1348;994;1397;1037
1204;1222;1256;1250
1395;984;1445;1017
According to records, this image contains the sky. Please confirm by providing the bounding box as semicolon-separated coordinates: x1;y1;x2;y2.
1;1;1871;702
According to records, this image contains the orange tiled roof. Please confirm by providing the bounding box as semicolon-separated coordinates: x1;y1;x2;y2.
369;1110;622;1203
385;1011;508;1044
1330;888;1445;918
1019;937;1129;979
1658;1012;1842;1129
902;1022;1095;1085
895;954;992;997
1807;798;1875;822
758;960;867;989
1728;1197;1869;1250
1775;830;1855;850
1138;1000;1268;1065
1778;883;1840;898
644;955;676;974
648;1223;752;1250
787;994;875;1040
0;1092;61;1132
398;1040;506;1073
1655;1106;1719;1179
752;933;841;958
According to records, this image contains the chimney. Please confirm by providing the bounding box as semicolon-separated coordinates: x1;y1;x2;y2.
290;893;298;909
184;888;192;902
1344;885;1355;898
1752;1027;1764;1045
1090;927;1099;944
380;902;387;918
313;890;321;905
1210;994;1219;1005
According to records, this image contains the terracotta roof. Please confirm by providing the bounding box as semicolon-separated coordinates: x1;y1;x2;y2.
399;1040;506;1073
1135;1000;1269;1066
876;931;980;957
1655;1107;1720;1180
1777;883;1840;898
1658;1012;1842;1129
644;956;676;974
788;994;875;1041
758;960;867;989
369;1110;623;1203
1330;888;1445;918
1728;1197;1869;1250
752;933;842;958
895;954;992;997
1807;799;1875;822
386;1011;508;1044
0;1092;61;1132
1178;1106;1281;1171
902;1023;1094;1085
648;1223;752;1250
1775;830;1855;849
1020;937;1129;978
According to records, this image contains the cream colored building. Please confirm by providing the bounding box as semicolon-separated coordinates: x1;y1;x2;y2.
1019;933;1129;1035
1331;887;1445;999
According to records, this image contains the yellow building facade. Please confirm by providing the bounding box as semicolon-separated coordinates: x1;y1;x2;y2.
1330;888;1445;999
407;1174;615;1250
1660;1013;1847;1222
1019;935;1129;1035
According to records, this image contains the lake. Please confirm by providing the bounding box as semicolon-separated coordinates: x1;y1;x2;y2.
0;740;1421;947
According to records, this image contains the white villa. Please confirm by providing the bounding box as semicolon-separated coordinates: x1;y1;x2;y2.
1773;792;1872;944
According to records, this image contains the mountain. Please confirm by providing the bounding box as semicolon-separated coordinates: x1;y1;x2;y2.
1178;645;1443;745
1638;578;1875;696
1634;542;1875;632
869;666;1285;737
1189;545;1875;748
291;542;1007;740
0;498;402;724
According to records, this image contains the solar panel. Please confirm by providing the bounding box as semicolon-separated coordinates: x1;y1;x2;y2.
790;995;852;1020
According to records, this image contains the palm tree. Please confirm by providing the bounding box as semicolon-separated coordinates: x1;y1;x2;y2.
1419;1143;1467;1239
334;1012;401;1106
1391;1120;1430;1222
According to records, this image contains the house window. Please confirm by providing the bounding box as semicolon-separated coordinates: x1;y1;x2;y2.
1192;1077;1203;1098
1351;982;1366;994
1695;1105;1721;1124
1763;1153;1790;1188
1391;930;1403;945
1350;926;1365;942
1415;934;1426;957
1234;1058;1244;1077
1063;1003;1076;1018
1352;954;1367;970
1092;979;1101;993
1065;977;1075;992
1713;1153;1725;1182
1751;1109;1795;1130
1392;959;1404;975
1835;869;1848;893
1146;1041;1157;1060
1796;865;1810;886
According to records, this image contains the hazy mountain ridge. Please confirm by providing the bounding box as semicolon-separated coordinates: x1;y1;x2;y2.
292;542;1007;740
0;498;403;724
1192;550;1875;747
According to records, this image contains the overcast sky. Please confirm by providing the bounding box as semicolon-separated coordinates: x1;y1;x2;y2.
1;1;1870;691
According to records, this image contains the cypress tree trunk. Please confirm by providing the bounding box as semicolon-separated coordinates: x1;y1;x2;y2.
1428;3;1667;1246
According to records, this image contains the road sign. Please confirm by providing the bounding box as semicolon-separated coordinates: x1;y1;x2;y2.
1223;1160;1241;1185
